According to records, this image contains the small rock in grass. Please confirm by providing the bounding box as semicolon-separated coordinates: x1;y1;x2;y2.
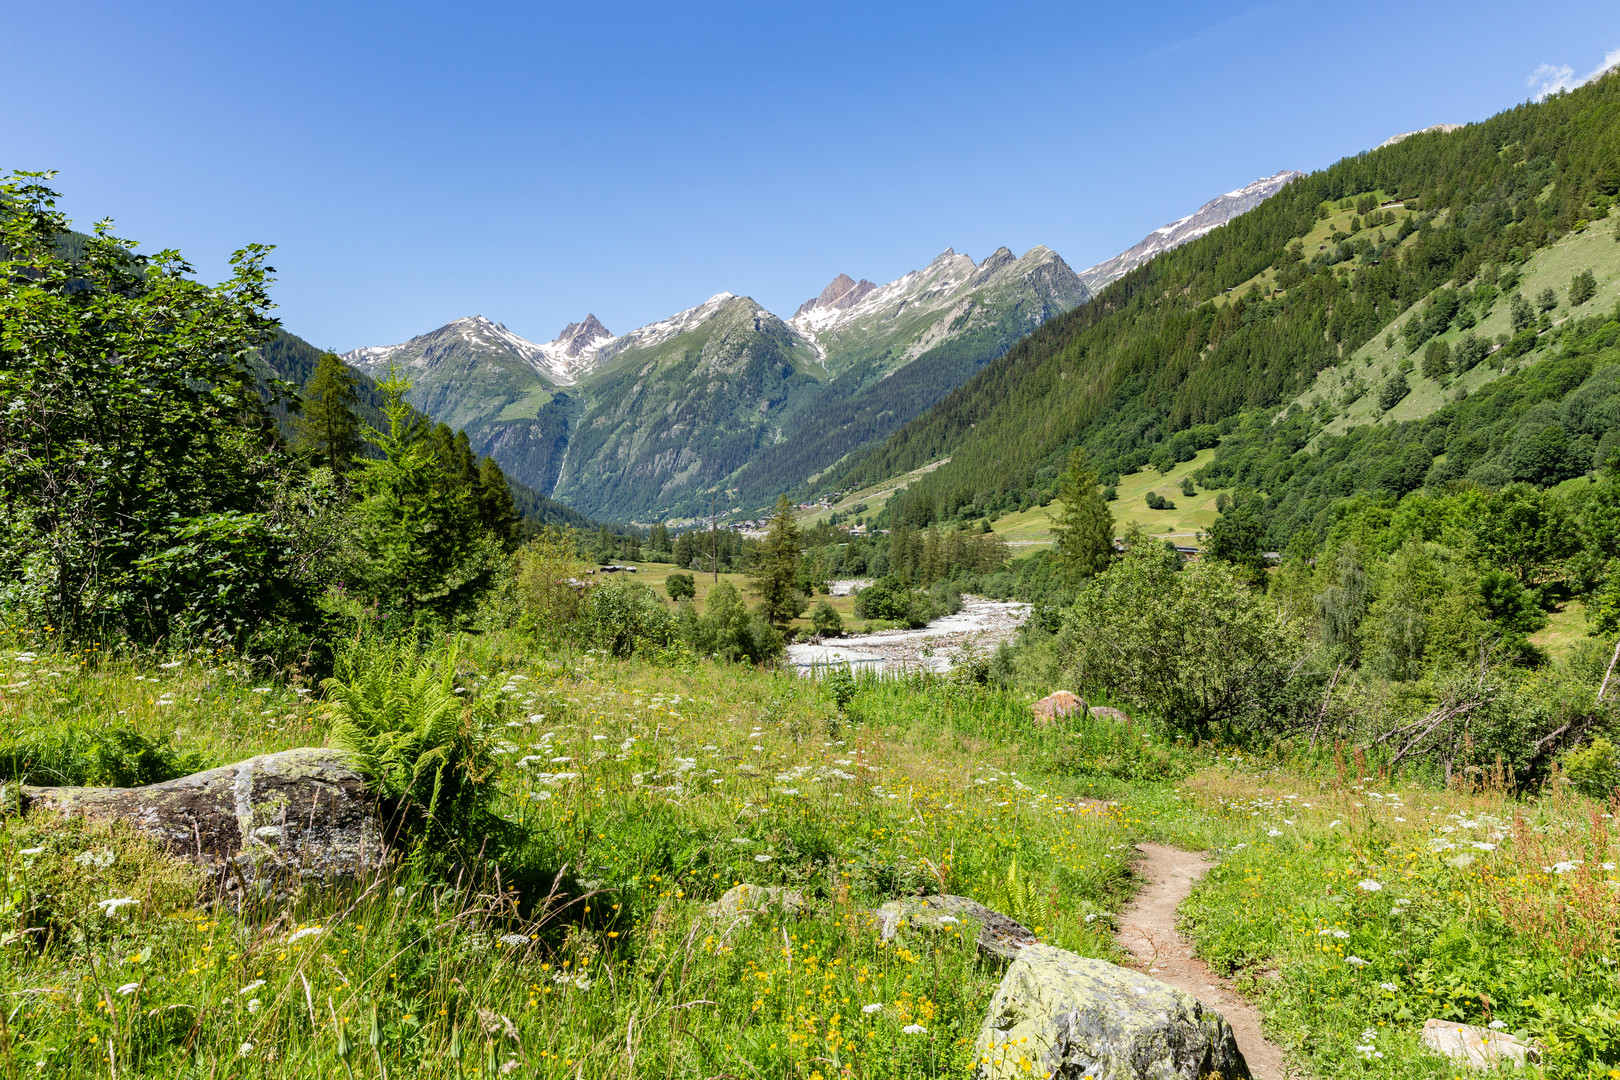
974;944;1249;1079
1420;1019;1540;1069
874;895;1036;961
1089;706;1131;723
707;884;806;921
1031;691;1086;723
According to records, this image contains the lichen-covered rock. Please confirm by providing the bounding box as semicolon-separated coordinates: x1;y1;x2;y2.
876;895;1037;961
1420;1019;1540;1068
974;944;1249;1079
1089;706;1131;724
707;883;806;921
1032;692;1086;723
23;748;384;894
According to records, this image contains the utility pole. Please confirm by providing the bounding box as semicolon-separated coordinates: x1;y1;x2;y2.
710;497;719;582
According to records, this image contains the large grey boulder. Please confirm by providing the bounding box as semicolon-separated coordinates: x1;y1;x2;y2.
974;944;1249;1079
23;748;384;893
876;894;1037;961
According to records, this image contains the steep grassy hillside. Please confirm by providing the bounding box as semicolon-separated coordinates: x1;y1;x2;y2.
837;73;1620;529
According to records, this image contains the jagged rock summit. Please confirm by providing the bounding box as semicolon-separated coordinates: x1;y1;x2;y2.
1079;170;1305;292
795;273;879;318
345;314;614;388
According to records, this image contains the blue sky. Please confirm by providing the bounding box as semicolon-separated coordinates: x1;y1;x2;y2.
6;2;1619;350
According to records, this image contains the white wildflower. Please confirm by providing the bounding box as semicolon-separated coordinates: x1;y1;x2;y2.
287;927;322;943
1489;1020;1507;1030
238;1042;254;1057
862;1003;882;1015
1345;955;1370;966
239;981;266;994
18;846;44;856
754;854;772;863
498;934;530;947
247;998;262;1014
159;661;182;670
1380;982;1398;991
901;1024;926;1035
116;983;139;996
1471;842;1496;851
96;897;136;915
1357;879;1382;892
1266;828;1283;837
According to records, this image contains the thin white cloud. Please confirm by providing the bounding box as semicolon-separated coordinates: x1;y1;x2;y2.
1143;1;1294;62
1527;48;1620;100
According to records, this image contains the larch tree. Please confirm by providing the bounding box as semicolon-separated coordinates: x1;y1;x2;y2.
293;352;363;473
1050;448;1115;584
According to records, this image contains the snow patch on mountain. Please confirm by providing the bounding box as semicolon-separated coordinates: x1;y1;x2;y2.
1079;170;1305;292
345;315;615;386
1377;123;1463;149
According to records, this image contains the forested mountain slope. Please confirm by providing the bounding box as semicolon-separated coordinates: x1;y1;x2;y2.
847;73;1620;528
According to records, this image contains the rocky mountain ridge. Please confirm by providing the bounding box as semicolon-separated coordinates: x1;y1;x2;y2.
1078;170;1305;292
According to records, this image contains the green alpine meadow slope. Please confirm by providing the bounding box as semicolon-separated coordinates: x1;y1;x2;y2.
840;71;1620;531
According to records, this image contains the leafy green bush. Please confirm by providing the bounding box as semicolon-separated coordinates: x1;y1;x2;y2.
581;580;676;658
1562;736;1620;799
325;636;497;842
676;580;781;664
809;600;843;637
665;572;696;600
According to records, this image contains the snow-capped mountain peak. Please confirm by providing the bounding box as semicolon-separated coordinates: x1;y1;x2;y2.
343;313;614;387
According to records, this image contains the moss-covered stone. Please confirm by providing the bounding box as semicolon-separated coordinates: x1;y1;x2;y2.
974;944;1249;1079
22;748;384;897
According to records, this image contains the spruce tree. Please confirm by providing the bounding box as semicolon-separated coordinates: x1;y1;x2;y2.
475;456;522;549
749;495;807;629
1050;448;1115;583
294;352;363;473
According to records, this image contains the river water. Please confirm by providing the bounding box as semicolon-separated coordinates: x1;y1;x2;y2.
786;594;1030;676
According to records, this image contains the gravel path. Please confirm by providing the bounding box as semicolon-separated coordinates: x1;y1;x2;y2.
1116;843;1292;1079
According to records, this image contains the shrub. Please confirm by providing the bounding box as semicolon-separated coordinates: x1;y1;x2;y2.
1570;268;1598;307
1050;543;1312;738
810;600;844;637
581;580;676;658
665;572;696;601
1144;491;1175;511
681;580;782;664
852;578;933;628
1378;372;1410;412
1562;737;1620;799
325;635;498;842
516;528;590;643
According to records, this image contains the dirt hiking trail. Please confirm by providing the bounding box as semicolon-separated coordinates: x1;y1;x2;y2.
1116;843;1292;1079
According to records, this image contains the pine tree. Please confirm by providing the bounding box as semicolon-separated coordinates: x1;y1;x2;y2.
475;456;522;549
294;352;363;473
1050;448;1115;583
748;495;807;629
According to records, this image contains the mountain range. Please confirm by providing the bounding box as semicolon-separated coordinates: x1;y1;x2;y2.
343;171;1303;522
